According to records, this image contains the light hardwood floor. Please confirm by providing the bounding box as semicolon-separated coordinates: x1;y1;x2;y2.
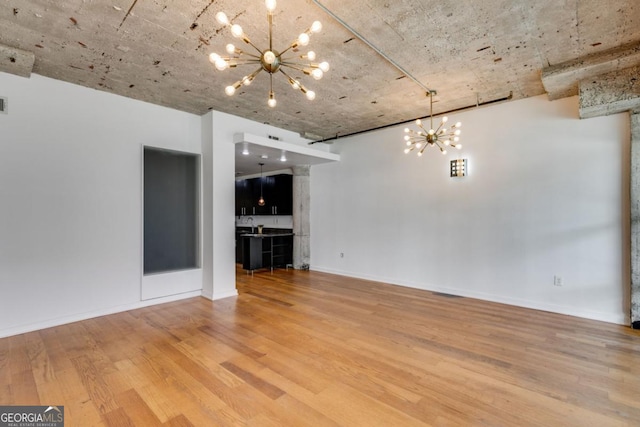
1;267;640;426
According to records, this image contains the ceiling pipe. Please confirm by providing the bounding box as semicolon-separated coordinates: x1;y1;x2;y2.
307;1;512;145
308;92;513;144
310;0;434;95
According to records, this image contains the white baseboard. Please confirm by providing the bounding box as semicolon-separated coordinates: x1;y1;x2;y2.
0;290;202;339
201;289;239;301
310;266;628;326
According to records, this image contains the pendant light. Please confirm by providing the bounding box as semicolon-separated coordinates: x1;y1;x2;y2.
403;90;462;156
258;163;266;206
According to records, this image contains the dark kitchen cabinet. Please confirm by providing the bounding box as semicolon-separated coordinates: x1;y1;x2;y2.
235;174;292;216
235;179;253;215
271;174;292;215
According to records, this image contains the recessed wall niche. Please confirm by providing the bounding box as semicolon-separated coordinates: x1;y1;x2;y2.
143;146;200;274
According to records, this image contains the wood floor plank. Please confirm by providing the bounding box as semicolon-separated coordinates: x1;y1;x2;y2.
220;360;285;400
0;266;639;426
163;414;195;427
114;388;164;426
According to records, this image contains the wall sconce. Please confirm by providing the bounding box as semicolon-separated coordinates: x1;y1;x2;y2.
450;159;467;177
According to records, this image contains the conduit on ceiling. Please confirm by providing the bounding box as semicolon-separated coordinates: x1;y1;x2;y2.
310;0;435;96
307;1;512;145
308;92;513;144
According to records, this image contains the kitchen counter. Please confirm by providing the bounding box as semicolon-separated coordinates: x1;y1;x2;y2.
240;232;294;238
241;233;294;272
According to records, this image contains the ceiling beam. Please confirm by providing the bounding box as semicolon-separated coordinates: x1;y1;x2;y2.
579;64;640;119
542;41;640;101
0;43;35;78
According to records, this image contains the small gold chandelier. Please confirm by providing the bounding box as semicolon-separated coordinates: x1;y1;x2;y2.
404;91;462;156
209;0;330;108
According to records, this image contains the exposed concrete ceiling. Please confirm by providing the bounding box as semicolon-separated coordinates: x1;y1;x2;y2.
1;0;639;140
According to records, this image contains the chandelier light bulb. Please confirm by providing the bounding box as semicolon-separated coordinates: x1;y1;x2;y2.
454;136;460;142
454;129;461;136
456;144;462;149
428;129;435;135
268;91;276;107
415;119;422;126
404;127;410;133
226;44;236;54
455;122;462;128
416;142;422;149
306;90;316;100
306;51;316;61
298;33;310;46
242;75;252;85
311;68;323;80
215;11;229;25
442;116;448;123
289;79;300;89
319;61;330;72
231;24;244;38
225;85;235;96
404;148;411;154
404;135;410;141
311;21;323;33
208;52;220;64
265;0;277;12
263;50;276;65
442;150;447;155
417;151;423;157
215;58;228;70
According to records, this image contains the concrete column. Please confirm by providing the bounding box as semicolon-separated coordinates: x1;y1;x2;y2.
292;165;310;269
631;112;640;329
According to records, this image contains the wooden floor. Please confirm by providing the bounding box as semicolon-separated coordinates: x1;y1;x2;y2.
1;267;640;426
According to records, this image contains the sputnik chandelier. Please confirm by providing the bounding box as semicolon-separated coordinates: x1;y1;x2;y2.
208;0;330;108
404;91;462;156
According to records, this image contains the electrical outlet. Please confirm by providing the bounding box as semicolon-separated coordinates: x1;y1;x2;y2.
553;275;562;287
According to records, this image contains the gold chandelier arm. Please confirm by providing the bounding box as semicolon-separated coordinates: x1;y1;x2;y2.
278;63;309;74
278;68;314;98
239;52;262;60
278;68;299;86
279;43;296;56
243;38;263;56
227;59;262;67
242;67;264;85
268;12;273;52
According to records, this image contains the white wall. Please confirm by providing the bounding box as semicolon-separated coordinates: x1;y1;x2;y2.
311;95;630;324
0;73;202;337
200;111;314;299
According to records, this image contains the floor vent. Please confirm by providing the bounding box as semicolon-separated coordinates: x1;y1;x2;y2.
432;292;462;298
0;97;6;114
